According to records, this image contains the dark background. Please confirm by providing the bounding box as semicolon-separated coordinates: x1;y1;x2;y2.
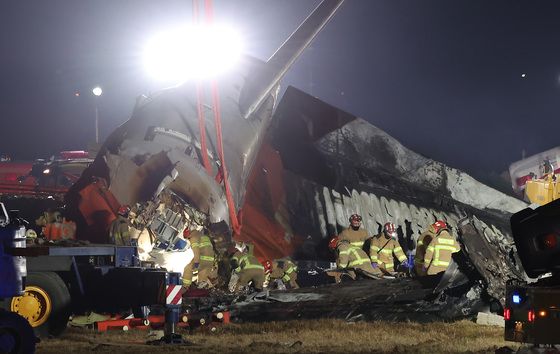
1;0;559;188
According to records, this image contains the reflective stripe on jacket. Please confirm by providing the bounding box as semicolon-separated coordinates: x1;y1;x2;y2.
414;231;434;266
339;228;369;249
337;242;371;269
424;230;460;275
235;253;264;273
190;232;215;264
369;235;406;269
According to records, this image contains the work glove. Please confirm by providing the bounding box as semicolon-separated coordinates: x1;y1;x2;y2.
371;262;378;268
400;260;411;269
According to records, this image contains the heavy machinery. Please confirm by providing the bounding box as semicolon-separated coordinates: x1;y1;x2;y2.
509;147;560;205
0;203;37;354
0;200;186;344
524;173;560;206
505;198;560;344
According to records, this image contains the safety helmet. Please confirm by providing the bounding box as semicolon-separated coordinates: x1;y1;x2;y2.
117;205;131;217
263;260;273;274
429;220;448;235
183;228;192;238
349;214;362;227
25;229;38;239
383;222;397;238
328;236;340;251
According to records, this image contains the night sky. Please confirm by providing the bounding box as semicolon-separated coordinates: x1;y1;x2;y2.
1;1;560;184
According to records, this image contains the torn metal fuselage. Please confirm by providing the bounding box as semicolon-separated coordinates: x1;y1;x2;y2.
229;86;531;321
64;1;346;257
66;65;277;251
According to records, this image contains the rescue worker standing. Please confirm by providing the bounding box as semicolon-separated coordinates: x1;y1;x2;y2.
370;222;407;275
265;258;299;289
329;236;380;282
339;214;369;249
182;228;217;288
423;220;460;275
414;229;434;276
231;242;265;292
109;205;131;246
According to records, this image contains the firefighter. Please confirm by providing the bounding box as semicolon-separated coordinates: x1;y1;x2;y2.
182;228;217;289
329;236;381;282
109;205;131;246
230;242;265;292
414;229;434;276
370;222;407;275
423;220;461;275
265;258;299;289
339;213;370;249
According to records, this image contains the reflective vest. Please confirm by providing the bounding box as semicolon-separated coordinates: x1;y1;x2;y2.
339;228;369;249
424;230;460;275
109;216;130;246
414;231;434;267
337;242;371;269
370;235;406;270
190;232;215;264
270;259;298;282
233;252;264;273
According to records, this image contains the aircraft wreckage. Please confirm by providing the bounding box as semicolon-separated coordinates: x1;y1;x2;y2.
8;0;531;322
228;86;529;322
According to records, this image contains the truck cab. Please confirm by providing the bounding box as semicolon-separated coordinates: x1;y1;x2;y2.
505;198;560;344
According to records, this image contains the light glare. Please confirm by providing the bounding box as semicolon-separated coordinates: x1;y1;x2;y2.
92;86;103;96
143;24;243;83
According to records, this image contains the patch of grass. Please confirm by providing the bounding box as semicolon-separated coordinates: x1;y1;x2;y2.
36;319;519;353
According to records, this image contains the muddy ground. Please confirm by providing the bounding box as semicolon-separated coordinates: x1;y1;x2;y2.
36;319;518;353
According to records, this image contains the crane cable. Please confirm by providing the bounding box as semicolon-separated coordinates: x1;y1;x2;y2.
192;0;212;176
193;0;242;236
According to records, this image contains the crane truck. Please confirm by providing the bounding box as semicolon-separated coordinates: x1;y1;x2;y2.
0;201;185;348
506;197;560;345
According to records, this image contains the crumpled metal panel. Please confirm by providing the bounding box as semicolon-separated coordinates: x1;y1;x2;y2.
266;86;528;305
66;1;346;244
231;276;487;323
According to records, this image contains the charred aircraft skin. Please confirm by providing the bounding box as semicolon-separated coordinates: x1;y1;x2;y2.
65;1;346;248
231;87;529;318
66;71;277;244
232;270;488;323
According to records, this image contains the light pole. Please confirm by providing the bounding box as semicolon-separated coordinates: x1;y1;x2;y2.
92;86;103;144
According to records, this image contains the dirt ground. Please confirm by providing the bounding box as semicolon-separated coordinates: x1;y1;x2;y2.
35;319;519;354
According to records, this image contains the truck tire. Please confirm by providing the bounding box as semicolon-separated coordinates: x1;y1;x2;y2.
8;272;71;337
0;310;37;354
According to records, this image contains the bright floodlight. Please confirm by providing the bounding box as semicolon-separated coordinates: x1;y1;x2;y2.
143;24;243;83
92;86;103;96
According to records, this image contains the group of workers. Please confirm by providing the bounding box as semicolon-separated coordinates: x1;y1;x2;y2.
104;203;460;292
180;227;299;293
329;213;461;281
225;241;299;292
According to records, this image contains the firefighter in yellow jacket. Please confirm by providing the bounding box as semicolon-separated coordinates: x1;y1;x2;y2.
329;236;381;281
338;214;369;249
423;220;460;275
370;222;407;275
414;230;434;276
231;243;265;292
182;228;217;288
264;258;299;289
109;205;131;246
